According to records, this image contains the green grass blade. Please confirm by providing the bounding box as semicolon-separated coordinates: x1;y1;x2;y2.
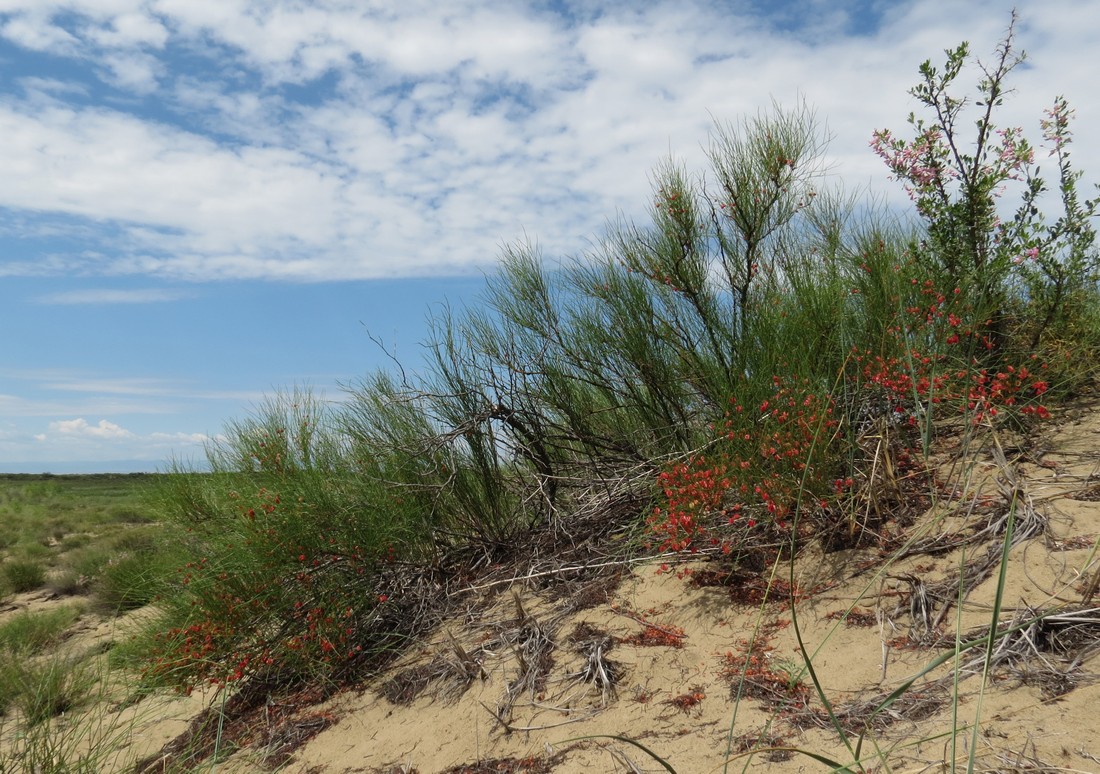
562;734;678;773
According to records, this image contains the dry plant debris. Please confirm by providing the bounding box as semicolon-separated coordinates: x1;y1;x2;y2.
439;751;567;774
733;729;795;763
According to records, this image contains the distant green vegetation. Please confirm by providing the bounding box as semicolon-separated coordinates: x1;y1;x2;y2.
0;474;192;770
0;474;182;609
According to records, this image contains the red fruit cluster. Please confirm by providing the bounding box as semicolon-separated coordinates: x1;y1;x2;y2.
648;276;1053;558
648;376;842;554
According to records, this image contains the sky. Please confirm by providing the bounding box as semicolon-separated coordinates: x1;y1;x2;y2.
1;0;1097;473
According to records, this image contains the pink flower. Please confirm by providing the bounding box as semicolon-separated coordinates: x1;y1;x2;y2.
1013;246;1040;264
870;127;956;201
1041;97;1074;154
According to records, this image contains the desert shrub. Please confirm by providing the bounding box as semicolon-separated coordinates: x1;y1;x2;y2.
139;390;425;689
59;533;92;551
643;17;1087;558
138;21;1097;696
93;554;167;613
0;659;20;716
105;505;156;524
108;527;159;554
72;528;189;613
0;651;91;724
15;542;50;560
60;544;115;584
40;517;75;544
871;16;1099;377
22;480;62;499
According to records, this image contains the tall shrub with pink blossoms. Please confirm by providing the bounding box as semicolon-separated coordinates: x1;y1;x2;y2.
870;13;1099;363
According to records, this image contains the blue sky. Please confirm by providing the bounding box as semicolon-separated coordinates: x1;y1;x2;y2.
1;0;1097;472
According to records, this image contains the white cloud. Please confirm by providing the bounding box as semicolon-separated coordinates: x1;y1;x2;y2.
0;13;79;53
49;417;135;439
0;0;1094;286
0;391;176;416
100;50;162;92
87;10;169;48
2;0;1097;472
18;419;213;465
17;77;89;99
0;370;269;416
0;367;257;465
39;376;175;395
149;431;210;444
36;288;189;304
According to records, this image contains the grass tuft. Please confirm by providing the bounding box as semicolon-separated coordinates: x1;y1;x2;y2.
0;605;83;654
2;558;47;594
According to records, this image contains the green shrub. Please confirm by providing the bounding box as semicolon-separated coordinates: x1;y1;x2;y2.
61;544;114;583
108;527;159;554
0;650;92;726
3;559;47;593
23;480;62;499
106;505;156;524
134;391;432;689
0;659;21;716
52;527;187;613
41;517;75;544
16;542;50;560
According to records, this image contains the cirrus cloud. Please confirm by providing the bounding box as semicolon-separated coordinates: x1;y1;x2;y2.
0;1;1093;283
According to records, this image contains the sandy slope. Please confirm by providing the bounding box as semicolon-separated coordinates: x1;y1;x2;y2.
273;401;1100;773
4;400;1100;773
